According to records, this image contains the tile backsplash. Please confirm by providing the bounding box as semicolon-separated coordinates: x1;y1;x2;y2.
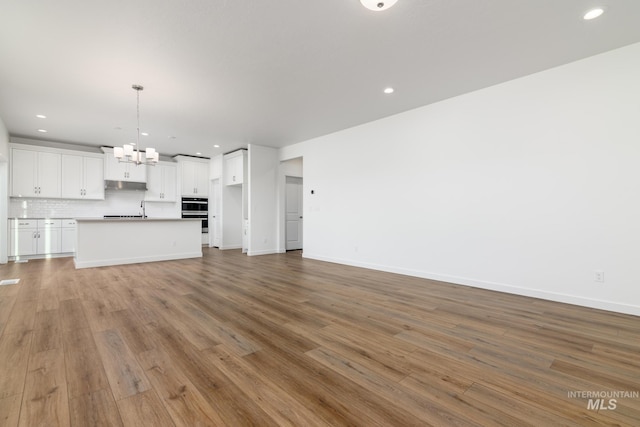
9;190;180;219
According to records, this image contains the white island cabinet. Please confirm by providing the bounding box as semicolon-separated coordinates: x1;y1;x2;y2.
74;218;202;268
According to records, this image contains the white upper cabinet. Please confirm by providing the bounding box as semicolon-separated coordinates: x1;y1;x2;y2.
145;162;177;202
224;150;246;186
11;147;61;198
178;158;209;197
61;154;105;200
103;147;147;182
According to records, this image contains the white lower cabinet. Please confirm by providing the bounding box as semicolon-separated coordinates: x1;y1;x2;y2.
9;219;76;257
61;219;77;253
10;219;39;256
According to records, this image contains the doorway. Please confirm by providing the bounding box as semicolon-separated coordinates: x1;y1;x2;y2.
285;176;303;250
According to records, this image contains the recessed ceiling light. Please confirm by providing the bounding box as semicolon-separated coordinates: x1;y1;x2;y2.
141;132;149;136
384;87;394;94
36;114;46;119
583;8;604;20
37;129;47;133
213;144;220;148
196;152;202;156
361;0;398;11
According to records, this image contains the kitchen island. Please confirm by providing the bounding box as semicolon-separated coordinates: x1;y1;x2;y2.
74;218;202;269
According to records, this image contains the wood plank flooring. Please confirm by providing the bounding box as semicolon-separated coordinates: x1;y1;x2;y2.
1;248;639;426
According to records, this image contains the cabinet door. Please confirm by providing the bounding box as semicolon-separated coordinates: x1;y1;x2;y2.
37;228;61;254
61;227;76;253
224;155;236;186
11;148;38;197
37;151;61;198
11;229;37;256
127;163;147;182
83;157;105;199
162;164;177;201
224;154;243;186
104;154;128;180
145;164;163;201
61;154;83;198
181;162;196;196
195;162;209;196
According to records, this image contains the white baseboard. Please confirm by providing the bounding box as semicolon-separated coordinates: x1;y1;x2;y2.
74;251;202;269
247;249;278;256
302;253;640;317
219;245;242;250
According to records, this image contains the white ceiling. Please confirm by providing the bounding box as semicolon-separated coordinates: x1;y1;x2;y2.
1;0;640;158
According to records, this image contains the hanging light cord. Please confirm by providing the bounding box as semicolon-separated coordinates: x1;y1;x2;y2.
134;84;143;163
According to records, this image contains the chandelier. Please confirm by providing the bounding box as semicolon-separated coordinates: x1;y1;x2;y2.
113;84;159;166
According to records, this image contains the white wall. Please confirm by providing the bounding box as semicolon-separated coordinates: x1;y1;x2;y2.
0;117;9;263
280;42;640;316
221;186;242;249
248;144;278;256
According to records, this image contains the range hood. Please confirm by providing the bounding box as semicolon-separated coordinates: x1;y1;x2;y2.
104;180;148;191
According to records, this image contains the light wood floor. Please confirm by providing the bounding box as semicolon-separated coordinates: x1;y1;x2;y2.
1;248;639;426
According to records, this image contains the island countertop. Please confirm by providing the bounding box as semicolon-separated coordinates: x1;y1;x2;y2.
75;217;201;222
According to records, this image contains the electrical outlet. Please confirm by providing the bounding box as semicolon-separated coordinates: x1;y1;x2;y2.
594;270;605;283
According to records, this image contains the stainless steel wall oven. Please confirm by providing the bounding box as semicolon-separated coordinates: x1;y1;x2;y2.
181;197;208;233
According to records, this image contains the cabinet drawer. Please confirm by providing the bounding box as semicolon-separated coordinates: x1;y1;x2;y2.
62;219;77;227
11;219;38;229
37;219;62;228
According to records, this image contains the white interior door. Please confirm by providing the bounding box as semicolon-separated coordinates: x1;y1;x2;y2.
285;176;303;250
211;179;222;247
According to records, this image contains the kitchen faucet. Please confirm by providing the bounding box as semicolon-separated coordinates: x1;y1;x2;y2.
140;200;146;218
